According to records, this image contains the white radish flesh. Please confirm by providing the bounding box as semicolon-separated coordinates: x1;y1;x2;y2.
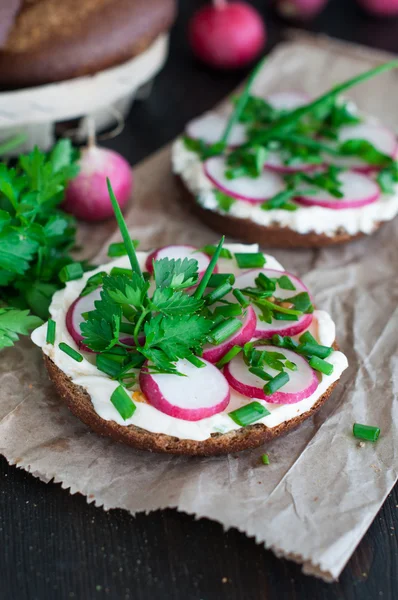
264;150;318;174
204;156;285;203
66;287;102;348
296;170;380;209
325;122;398;172
233;269;313;338
145;245;213;276
139;358;231;421
203;305;257;363
266;91;310;111
224;347;319;404
186;113;247;147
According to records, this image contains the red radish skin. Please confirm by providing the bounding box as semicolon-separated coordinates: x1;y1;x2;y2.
326;123;398;173
145;245;215;277
186;113;247;147
296;171;381;210
224;347;319;404
65;287;102;350
204;156;285;203
188;1;266;70
357;0;398;16
203;305;256;363
275;0;329;20
233;268;313;338
139;358;231;421
64;146;133;222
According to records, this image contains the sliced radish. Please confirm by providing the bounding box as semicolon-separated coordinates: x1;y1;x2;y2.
145;245;214;277
203;305;257;363
186;113;247;147
325;122;398;172
66;287;102;349
264;150;318;174
296;170;380;210
233;269;313;338
224;347;319;404
204;156;285;203
139;358;230;421
266;91;310;111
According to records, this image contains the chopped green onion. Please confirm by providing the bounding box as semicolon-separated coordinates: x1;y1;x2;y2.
261;453;270;465
278;275;296;291
299;331;318;345
81;271;107;297
255;272;276;292
59;263;84;283
255;297;302;316
214;303;242;318
353;423;380;442
271;334;299;350
200;244;232;259
46;319;56;344
309;356;334;376
207;273;235;287
263;371;290;395
110;385;136;420
208;318;242;345
195;237;226;299
107;240;139;258
229;401;270;426
96;354;124;378
110;267;133;278
107;179;144;281
215;345;242;368
285;360;297;371
249;367;272;381
233;289;250;308
234;253;266;269
59;343;83;363
273;312;298;321
298;342;333;359
204;282;232;304
186;354;206;368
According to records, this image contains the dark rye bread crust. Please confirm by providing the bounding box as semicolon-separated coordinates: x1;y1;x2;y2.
177;177;382;248
0;0;176;88
44;355;339;457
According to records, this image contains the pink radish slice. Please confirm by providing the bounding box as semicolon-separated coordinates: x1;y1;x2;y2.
204;156;285;203
296;170;380;210
224;347;319;404
266;91;310;111
145;245;214;277
324;123;398;172
264;150;318;174
233;269;313;338
186;113;247;147
66;287;102;349
203;305;257;363
139;358;230;421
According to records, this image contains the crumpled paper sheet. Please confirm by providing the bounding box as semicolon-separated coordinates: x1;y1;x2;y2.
0;34;397;582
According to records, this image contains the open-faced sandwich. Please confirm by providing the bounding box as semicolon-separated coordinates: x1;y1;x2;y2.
173;59;398;248
31;184;348;456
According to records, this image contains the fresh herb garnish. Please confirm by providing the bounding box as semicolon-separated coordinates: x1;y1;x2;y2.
228;401;270;426
353;423;380;442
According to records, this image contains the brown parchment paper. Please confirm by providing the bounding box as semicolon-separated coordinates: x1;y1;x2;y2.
0;34;397;582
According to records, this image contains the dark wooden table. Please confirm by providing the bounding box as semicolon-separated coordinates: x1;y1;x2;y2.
1;1;397;598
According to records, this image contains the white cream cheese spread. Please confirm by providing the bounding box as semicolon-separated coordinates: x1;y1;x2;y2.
32;244;348;442
172;137;398;237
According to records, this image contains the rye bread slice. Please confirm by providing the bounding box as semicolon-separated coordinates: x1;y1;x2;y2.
44;355;339;457
177;177;382;249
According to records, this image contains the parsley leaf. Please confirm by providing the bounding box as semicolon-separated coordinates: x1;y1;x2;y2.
103;274;148;309
0;308;42;348
151;288;204;316
81;295;122;352
153;258;199;290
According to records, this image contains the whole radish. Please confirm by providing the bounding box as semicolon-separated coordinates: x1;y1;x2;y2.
64;138;133;222
188;0;266;69
357;0;398;16
274;0;329;20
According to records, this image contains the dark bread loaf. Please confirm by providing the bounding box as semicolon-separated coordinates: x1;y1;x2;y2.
0;0;176;88
44;355;338;457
